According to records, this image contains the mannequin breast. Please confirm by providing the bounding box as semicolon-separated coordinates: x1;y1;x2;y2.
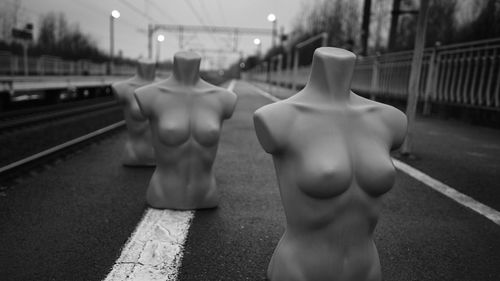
152;94;222;148
286;104;395;199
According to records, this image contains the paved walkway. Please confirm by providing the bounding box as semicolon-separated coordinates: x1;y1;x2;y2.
0;80;499;281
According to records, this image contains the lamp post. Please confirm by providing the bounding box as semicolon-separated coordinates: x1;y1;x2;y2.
253;38;262;57
109;9;120;75
156;34;165;64
267;13;277;48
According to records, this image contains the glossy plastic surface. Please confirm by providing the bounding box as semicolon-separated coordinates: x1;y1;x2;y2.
135;51;237;209
254;47;407;281
112;59;156;166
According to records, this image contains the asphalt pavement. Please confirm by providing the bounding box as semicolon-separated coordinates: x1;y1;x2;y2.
0;80;499;281
177;81;500;281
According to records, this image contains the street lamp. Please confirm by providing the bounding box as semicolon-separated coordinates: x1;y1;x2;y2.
253;38;262;57
109;9;120;74
156;34;165;64
267;13;277;48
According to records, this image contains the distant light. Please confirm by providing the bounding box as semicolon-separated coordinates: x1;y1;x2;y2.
253;38;261;45
111;10;121;19
157;34;165;42
267;13;276;22
218;70;224;76
239;62;246;68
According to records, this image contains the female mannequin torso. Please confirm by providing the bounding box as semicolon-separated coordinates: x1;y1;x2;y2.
254;47;407;281
135;51;237;209
112;59;156;166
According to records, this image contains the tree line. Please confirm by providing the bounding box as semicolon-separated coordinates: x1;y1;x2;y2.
243;0;500;70
0;9;135;65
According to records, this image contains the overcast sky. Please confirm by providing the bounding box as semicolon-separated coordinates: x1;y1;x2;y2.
15;0;306;68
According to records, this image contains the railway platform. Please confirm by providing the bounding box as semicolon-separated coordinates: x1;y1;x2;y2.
0;80;499;281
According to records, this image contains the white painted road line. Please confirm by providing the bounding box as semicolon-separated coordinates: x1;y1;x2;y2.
393;159;500;225
245;81;280;102
104;80;238;281
103;210;194;281
248;80;500;226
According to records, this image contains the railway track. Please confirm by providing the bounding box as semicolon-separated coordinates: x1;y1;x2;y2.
0;96;115;121
0;120;125;184
0;99;119;133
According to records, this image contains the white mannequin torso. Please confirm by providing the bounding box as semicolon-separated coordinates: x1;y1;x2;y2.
254;47;407;281
112;60;156;166
135;52;237;209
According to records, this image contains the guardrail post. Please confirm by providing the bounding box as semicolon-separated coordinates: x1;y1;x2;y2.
277;54;283;87
370;54;380;100
268;57;275;94
266;59;270;84
286;49;292;88
321;32;329;47
270;56;276;85
423;44;439;115
292;47;299;91
262;61;268;83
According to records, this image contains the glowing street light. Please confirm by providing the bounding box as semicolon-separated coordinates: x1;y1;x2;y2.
156;34;165;63
267;13;277;47
109;9;120;74
111;10;121;19
254;38;262;57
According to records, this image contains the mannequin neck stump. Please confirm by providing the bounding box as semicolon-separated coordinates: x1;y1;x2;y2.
172;51;201;85
304;47;356;103
136;59;156;81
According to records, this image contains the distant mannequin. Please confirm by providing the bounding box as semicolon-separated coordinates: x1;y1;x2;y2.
254;47;407;281
112;59;156;166
135;51;237;209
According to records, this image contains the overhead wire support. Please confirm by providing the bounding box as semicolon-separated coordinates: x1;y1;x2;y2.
184;0;220;48
151;24;272;35
147;24;273;59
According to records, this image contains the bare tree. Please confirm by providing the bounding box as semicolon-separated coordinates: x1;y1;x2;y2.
0;0;22;42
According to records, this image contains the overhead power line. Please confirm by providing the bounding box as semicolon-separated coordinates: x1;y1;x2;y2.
216;0;228;26
149;0;177;23
74;0;145;34
197;0;216;26
119;0;157;23
184;0;220;48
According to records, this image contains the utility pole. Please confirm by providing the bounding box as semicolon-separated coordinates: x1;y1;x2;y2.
388;0;402;51
401;0;430;155
388;0;419;51
147;24;153;59
361;0;372;56
12;23;33;76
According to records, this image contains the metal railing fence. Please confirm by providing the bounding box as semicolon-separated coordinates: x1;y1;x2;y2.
0;51;136;76
248;37;500;111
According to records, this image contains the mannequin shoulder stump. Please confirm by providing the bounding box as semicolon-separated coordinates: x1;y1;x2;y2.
381;105;407;150
221;89;238;119
134;84;156;117
378;103;408;150
111;81;128;102
352;94;407;150
253;102;294;154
